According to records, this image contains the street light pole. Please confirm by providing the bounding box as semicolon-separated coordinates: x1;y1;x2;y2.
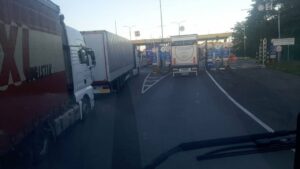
278;11;281;39
276;5;282;62
159;0;164;40
178;23;182;35
241;9;250;58
129;27;132;40
115;20;118;35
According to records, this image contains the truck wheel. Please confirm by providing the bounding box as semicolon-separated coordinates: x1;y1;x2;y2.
81;97;91;120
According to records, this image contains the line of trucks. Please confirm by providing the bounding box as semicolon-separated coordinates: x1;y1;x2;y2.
0;0;135;164
148;34;200;76
152;35;229;75
0;0;215;164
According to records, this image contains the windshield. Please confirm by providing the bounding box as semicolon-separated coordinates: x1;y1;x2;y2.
0;0;299;169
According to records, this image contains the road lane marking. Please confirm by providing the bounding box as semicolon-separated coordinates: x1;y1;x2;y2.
206;70;275;133
141;73;151;93
141;73;170;94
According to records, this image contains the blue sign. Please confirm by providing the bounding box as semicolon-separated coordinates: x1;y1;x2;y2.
270;45;277;59
146;50;154;64
208;47;230;58
223;48;230;58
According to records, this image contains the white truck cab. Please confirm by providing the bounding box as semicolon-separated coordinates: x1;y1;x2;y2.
65;26;95;119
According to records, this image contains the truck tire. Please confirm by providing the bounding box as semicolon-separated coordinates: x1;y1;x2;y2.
81;97;91;120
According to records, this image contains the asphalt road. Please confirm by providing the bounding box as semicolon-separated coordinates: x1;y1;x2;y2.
33;67;295;169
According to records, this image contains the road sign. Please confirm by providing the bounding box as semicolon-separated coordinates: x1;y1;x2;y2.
179;26;185;32
272;38;295;46
135;31;140;37
270;45;277;59
276;45;282;52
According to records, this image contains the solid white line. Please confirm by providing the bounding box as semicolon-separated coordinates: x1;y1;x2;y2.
205;70;275;133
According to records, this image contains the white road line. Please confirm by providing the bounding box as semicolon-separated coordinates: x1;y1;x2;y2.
141;73;151;93
205;70;275;133
141;73;171;94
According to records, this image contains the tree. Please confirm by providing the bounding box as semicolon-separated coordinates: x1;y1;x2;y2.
232;0;300;60
232;22;245;57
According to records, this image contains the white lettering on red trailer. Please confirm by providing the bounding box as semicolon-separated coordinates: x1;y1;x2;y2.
0;23;22;91
0;24;55;91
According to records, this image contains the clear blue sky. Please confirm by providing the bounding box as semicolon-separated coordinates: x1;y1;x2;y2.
52;0;252;39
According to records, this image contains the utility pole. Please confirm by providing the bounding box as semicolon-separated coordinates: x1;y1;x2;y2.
278;11;281;39
159;0;164;40
276;4;282;62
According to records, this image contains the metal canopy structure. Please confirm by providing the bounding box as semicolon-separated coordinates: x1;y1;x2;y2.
131;32;232;46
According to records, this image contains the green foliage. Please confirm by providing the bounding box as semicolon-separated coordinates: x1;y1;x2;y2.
232;0;300;60
267;61;300;76
232;22;245;57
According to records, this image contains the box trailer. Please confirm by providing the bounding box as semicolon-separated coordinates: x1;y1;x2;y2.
0;0;95;163
171;34;199;76
81;31;134;93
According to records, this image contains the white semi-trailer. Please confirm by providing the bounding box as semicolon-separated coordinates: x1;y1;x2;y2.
171;35;199;76
81;31;134;93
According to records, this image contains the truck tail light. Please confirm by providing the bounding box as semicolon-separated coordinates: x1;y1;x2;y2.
193;57;196;64
173;58;176;65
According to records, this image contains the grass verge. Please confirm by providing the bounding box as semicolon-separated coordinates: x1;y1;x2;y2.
267;61;300;76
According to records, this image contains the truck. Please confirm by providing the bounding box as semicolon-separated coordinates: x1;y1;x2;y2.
0;0;95;162
170;34;199;76
81;31;134;93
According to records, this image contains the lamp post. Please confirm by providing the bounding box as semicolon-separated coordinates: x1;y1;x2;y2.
159;0;164;40
241;9;250;58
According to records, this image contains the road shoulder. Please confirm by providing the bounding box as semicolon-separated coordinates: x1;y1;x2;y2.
209;68;300;130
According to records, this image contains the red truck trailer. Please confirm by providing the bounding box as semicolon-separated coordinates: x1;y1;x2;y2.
0;0;95;163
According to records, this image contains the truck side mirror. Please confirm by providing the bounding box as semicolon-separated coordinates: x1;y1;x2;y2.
78;48;89;65
87;50;96;66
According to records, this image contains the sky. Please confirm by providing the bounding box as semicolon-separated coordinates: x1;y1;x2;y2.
51;0;252;40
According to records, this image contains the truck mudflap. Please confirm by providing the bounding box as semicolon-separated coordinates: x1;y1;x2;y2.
53;105;80;136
